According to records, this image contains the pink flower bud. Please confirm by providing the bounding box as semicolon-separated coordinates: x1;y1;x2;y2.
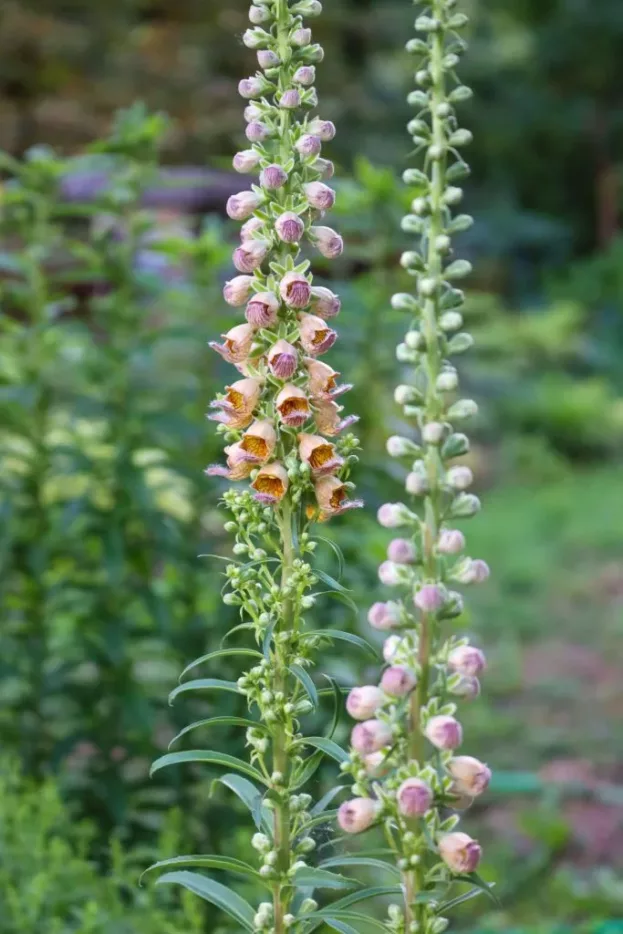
227;191;262;221
246;122;271;143
309;118;337;141
245;291;279;329
363;752;387;776
397;778;433;817
292;27;312;46
233;150;261;173
337;798;378;834
459;559;490;584
240;217;265;241
438;529;466;555
424;715;463;751
296;134;322;157
368;601;401;630
257;49;279;68
351;719;392;754
422;421;445;444
223;275;254;307
438;832;482;874
267;339;298;379
299;313;337;356
276;384;311;428
414;585;444;613
448;756;492;797
450;675;481;699
380;666;416;697
309;286;340;319
294;65;316;85
233;240;270;273
239;77;264;99
448;645;486;677
378;561;403;586
387;538;416;564
377;503;408;528
346;685;384;721
244;104;263;123
310;225;343;259
280;89;301;109
383;636;402;663
446;465;473;490
406;471;429;496
314;157;335;178
304;181;336;211
279;272;311;308
260;164;288;189
249;5;270;24
275;211;305;243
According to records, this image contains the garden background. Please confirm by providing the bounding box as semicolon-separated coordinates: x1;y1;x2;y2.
0;0;622;932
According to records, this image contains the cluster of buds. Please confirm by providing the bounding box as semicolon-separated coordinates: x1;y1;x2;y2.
207;0;359;523
339;2;493;932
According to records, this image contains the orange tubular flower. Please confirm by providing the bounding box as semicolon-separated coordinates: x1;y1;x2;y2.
298;433;343;477
209;377;262;429
251;462;289;505
239;419;277;463
305;358;352;400
313;475;363;518
313;398;359;436
209;323;256;363
276;384;311;428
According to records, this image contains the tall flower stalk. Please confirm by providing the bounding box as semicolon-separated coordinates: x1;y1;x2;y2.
149;1;360;930
340;2;495;931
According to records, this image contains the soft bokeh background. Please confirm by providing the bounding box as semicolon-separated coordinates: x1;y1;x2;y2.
0;1;622;932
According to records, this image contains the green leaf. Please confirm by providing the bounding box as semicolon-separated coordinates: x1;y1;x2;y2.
436;886;488;914
168;678;239;704
156;871;255;932
323;675;342;740
453;873;500;908
306;909;390;934
142;854;261;884
312;785;346;816
315;535;345;580
299;810;339;833
221;622;255;644
150;750;267;784
289;664;318;708
169;717;265;749
292;867;355;890
320;919;360;934
325;886;403;912
292;749;324;790
297;736;349;764
320;857;401;880
212;773;272;831
305;629;377;658
179;648;262;681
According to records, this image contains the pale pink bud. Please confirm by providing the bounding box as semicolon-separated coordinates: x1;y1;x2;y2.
337;798;378;834
280;89;301;109
209;323;255;363
387;538;416;564
279;272;311;308
314;157;335;178
438;529;466;555
267;339;298;379
257;49;279;68
309;118;336;141
406;471;429;496
448;756;492;797
346;685;384;720
249;5;270;24
438;832;482;874
424;715;462;751
378;561;402;586
448;645;487;677
227;191;262;221
309;286;340;319
363;751;387;776
313;475;362;518
450;675;481;699
377;503;408;528
238;77;264;99
367;601;401;630
310;225;343;259
275;211;305;243
246;122;270;143
296;134;322;157
244;104;263;123
446;465;473;490
462;559;490;584
245;291;279;329
276;384;311;428
422;421;445;444
298;433;343;476
260;164;288;189
240;216;265;241
351;719;392;754
223;275;254;306
294;65;316;86
386;436;414;457
299;313;337;355
380;666;416;697
292;27;312;47
233;240;269;273
251;462;289;505
397;778;433;817
383;636;402;663
233;150;261;173
414;584;444;613
304;181;336;211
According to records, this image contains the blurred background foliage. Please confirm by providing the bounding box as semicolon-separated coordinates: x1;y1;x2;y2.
0;0;622;932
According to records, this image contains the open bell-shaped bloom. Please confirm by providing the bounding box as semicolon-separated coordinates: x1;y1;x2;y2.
251;462;289;505
298;433;343;476
209;378;262;430
206;442;255;481
305;358;351;399
313;399;358;436
276;384;311;428
239;420;277;464
279;272;311;309
209;323;255;363
299;313;337;356
267;339;298;380
313;475;363;518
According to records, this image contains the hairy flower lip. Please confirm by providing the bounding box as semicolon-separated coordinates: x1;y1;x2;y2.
209;377;262;429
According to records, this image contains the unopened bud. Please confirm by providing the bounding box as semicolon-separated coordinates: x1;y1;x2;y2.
351;719;393;754
381;665;416;697
397;778;433;817
424;715;462;750
337;798;379;834
438;832;482;873
346;685;384;721
448;644;487;676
